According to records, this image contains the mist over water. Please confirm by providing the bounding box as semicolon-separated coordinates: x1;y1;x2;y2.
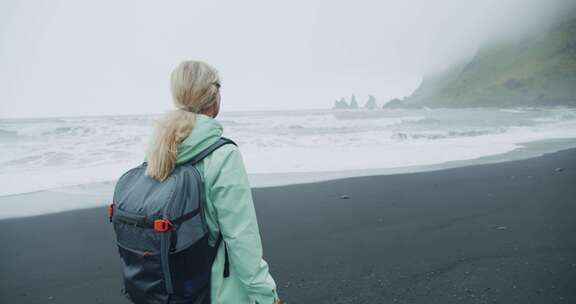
3;0;576;117
1;107;575;196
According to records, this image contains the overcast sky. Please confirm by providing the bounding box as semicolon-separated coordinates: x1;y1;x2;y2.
1;0;573;118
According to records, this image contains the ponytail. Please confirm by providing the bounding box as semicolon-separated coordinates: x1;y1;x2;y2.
145;110;196;181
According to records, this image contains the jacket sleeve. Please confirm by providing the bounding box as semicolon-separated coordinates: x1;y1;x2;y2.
206;145;278;304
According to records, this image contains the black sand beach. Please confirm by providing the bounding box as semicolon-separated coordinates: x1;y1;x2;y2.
1;149;575;304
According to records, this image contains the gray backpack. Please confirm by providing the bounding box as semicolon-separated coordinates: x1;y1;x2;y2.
109;137;236;304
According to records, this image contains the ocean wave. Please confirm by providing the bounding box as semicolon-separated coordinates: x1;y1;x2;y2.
0;128;18;137
499;108;528;114
219;119;254;127
106;135;142;147
1;107;576;197
42;126;94;136
0;151;74;168
0;155;43;167
531;112;576;123
391;128;507;141
391;118;444;128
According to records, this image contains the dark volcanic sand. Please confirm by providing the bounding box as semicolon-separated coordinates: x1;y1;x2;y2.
1;149;575;304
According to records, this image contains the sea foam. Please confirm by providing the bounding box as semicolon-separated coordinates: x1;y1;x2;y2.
1;107;576;197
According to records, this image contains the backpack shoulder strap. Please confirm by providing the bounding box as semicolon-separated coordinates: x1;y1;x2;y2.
185;136;235;278
186;136;237;166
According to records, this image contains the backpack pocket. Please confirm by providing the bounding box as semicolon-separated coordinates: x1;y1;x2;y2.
169;233;212;297
116;242;168;303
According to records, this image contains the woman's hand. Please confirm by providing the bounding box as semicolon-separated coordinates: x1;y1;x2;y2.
274;297;282;304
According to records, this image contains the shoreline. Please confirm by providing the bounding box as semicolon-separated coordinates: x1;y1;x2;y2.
1;144;574;303
1;137;575;220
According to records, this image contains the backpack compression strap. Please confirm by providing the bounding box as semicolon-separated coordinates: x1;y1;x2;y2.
186;136;237;166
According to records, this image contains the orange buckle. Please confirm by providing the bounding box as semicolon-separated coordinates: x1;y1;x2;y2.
154;219;173;232
108;204;114;222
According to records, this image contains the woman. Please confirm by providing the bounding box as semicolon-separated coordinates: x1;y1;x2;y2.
145;60;281;304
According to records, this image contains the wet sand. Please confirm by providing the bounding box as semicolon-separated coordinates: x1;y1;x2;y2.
1;149;575;303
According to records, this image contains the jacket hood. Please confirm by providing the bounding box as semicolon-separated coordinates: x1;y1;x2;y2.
144;113;223;165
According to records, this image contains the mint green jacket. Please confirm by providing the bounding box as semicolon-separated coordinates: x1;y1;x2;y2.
170;113;277;304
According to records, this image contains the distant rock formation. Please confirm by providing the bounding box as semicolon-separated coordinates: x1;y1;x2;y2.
349;94;359;108
364;95;378;109
332;95;363;109
332;97;350;109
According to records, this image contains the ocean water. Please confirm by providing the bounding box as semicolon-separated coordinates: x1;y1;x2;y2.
1;107;576;196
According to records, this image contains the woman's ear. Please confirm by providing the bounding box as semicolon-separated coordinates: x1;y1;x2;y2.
213;92;221;118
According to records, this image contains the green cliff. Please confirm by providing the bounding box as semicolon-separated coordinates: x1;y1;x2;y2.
403;15;576;108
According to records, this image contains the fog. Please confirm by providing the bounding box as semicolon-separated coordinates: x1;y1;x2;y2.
1;0;574;118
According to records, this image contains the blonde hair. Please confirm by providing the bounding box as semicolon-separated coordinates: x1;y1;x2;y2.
146;60;221;181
